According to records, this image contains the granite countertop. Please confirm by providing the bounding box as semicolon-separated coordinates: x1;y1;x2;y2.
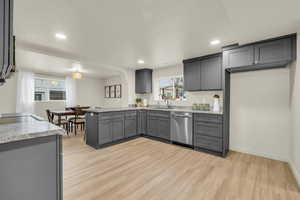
85;106;223;115
0;113;65;144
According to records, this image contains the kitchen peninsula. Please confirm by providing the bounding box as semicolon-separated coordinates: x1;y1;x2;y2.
0;113;64;200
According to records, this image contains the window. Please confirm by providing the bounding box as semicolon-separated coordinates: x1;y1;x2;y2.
159;76;186;100
34;78;66;101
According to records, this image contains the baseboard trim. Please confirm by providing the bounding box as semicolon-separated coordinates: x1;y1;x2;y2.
289;161;300;188
230;147;288;162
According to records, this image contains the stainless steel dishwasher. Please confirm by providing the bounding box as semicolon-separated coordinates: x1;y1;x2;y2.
171;111;193;145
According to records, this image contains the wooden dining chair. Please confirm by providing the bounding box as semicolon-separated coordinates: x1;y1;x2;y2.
68;109;86;136
46;110;69;135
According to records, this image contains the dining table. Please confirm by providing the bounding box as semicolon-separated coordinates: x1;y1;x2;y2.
51;110;76;126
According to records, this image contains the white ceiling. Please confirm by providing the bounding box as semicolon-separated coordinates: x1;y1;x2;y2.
14;0;300;78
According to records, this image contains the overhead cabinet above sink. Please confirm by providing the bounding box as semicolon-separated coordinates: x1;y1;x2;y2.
183;53;222;91
223;34;296;72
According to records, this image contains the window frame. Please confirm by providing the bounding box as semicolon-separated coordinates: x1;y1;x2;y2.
158;75;186;101
34;76;66;102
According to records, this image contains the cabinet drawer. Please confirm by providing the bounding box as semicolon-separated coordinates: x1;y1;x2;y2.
99;112;124;120
194;113;223;123
194;121;222;138
125;111;137;118
194;135;222;152
148;111;170;118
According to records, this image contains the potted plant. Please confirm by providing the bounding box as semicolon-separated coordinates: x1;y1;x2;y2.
135;98;142;107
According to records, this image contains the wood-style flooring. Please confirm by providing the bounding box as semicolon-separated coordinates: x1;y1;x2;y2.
63;134;300;200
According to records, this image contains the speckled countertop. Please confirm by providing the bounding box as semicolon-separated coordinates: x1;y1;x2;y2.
0;113;65;144
85;106;223;115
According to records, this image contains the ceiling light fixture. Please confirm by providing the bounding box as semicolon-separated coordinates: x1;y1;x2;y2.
55;33;67;40
72;71;83;79
137;60;145;64
210;40;220;45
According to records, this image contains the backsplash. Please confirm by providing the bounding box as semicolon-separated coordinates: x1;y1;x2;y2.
136;90;223;109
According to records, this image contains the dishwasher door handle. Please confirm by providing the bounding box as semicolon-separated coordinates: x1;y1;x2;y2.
173;115;192;118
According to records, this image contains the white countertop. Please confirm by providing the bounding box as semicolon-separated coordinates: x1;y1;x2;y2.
0;113;65;144
85;107;223;115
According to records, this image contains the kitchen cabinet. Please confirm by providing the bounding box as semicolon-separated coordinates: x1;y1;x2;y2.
137;110;147;134
0;135;62;200
223;46;254;69
223;35;296;72
183;53;222;91
147;111;170;140
135;69;153;94
194;113;223;154
200;55;222;90
0;0;14;84
112;119;124;141
125;111;137;137
184;61;201;91
99;119;113;144
254;38;293;65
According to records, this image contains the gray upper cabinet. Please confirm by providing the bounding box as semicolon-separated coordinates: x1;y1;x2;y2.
223;46;254;69
135;69;153;94
223;35;296;72
200;55;222;90
184;61;201;91
254;38;292;65
0;0;13;84
184;53;222;91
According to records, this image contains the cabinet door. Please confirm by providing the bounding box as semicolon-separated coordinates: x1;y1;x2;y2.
112;119;124;141
0;137;60;200
125;118;137;137
158;118;170;140
223;46;254;69
147;118;157;137
99;120;112;144
140;111;147;134
184;61;201;91
135;69;152;94
200;56;222;90
0;0;4;74
254;38;292;65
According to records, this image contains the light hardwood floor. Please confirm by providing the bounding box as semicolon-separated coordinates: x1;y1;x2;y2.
63;135;300;200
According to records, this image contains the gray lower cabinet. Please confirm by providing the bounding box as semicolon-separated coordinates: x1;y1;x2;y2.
137;110;147;134
194;113;223;153
147;111;170;140
0;135;62;200
125;111;137;137
112;119;124;141
99;119;113;144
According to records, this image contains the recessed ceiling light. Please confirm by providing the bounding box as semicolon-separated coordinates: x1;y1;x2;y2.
137;60;145;64
55;33;67;40
210;40;220;45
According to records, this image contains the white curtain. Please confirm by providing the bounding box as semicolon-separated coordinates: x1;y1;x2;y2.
65;76;77;107
16;71;35;113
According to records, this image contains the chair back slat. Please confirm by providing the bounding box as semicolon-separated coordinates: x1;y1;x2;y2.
46;109;54;123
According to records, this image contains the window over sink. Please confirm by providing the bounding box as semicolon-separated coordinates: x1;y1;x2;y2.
34;78;66;101
159;76;186;100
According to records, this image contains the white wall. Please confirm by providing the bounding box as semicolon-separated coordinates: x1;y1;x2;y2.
0;72;104;119
0;75;17;114
290;32;300;185
230;68;291;161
